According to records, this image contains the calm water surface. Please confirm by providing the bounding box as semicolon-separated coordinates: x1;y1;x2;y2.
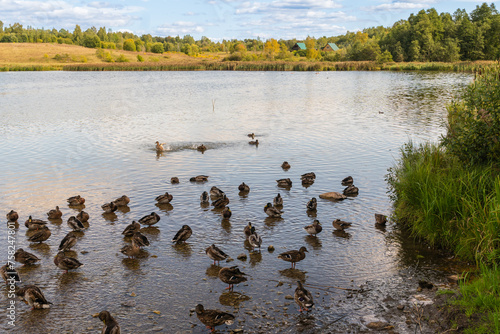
0;71;472;333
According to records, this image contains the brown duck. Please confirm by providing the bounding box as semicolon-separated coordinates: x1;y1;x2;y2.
113;195;130;207
122;221;141;237
294;281;314;312
16;285;52;310
155;192;173;204
76;210;89;223
6;210;19;222
14;248;40;265
58;231;78;252
54;252;83;273
332;219;352;231
46;206;62;219
27;226;51;243
278;246;308;269
67;195;85;206
205;244;228;265
172;225;192;244
98;310;121;334
25;216;47;230
138;212;160;226
195;304;235;332
218;266;247;290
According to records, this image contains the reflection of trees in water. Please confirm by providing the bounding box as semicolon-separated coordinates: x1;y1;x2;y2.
219;291;251;307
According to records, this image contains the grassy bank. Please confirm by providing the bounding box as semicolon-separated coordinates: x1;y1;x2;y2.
387;66;500;332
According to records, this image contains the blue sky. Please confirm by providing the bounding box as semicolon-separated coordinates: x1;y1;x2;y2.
0;1;497;40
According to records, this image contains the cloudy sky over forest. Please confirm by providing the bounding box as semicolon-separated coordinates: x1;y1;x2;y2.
0;0;497;39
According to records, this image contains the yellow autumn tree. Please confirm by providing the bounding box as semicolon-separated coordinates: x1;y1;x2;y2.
264;38;280;57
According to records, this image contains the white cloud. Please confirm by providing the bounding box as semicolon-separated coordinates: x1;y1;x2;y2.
236;0;341;14
364;1;436;12
156;21;205;36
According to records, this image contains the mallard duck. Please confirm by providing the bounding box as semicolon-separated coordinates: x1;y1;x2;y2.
264;203;282;218
190;175;209;182
76;210;89;223
212;194;230;209
113;195;130;207
172;225;192;244
332;219;352;231
249;139;259;145
248;232;262;252
46;206;62;219
122;221;141;237
222;207;232;219
98;310;121;334
200;191;210;204
218;266;247;290
278;246;308;269
244;222;253;239
6;210;19;222
304;220;322;236
58;231;77;252
121;239;141;259
210;186;225;198
238;182;250;192
195;304;235;332
155;192;173;204
375;213;387;227
67;216;84;231
281;161;291;169
155;141;166;152
273;193;283;207
14;248;40;265
54;252;83;272
133;231;150;248
197;144;207;151
1;263;20;283
294;281;314;312
341;176;354;185
67;195;85;206
25;216;47;230
206;244;228;265
343;184;359;196
171;177;180;184
276;178;292;188
306;197;317;211
17;285;52;310
101;201;118;214
27;226;51;243
138;212;160;226
247;133;255;138
301;172;316;186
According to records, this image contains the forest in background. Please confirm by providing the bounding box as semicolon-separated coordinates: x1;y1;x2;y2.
0;3;499;63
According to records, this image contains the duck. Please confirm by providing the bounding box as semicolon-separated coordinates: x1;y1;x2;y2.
155;141;166;152
210;186;225;198
76;210;89;223
249;139;259;145
281;161;291;169
264;203;282;218
273;193;283;207
247;133;255;138
301;172;316;185
343;184;359;196
276;178;292;188
197;144;207;152
190;175;209;182
1;263;20;283
14;248;40;265
244;222;253;239
67;216;85;231
122;221;141;237
121;239;141;259
46;206;62;219
206;244;228;265
6;210;19;222
98;310;121;334
132;231;150;248
222;207;232;219
138;212;160;226
306;197;317;211
101;201;118;214
155;192;173;204
218;266;247;290
200;191;210;204
27;226;51;243
16;285;52;310
171;177;180;184
195;304;235;333
341;176;354;185
113;195;130;207
25;216;47;230
58;231;78;252
375;213;387;227
212;194;230;209
332;219;352;231
304;220;322;236
238;182;250;192
248;231;262;252
172;225;192;244
294;281;314;312
278;246;308;269
67;195;85;206
54;251;83;273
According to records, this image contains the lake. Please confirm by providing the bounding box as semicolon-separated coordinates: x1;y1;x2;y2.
0;70;472;333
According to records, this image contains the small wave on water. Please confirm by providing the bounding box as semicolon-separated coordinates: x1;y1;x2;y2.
146;141;235;153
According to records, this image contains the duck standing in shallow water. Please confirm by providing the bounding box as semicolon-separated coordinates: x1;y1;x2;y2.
249;139;259;145
113;195;130;207
172;225;192;244
195;304;235;333
212;194;230;209
14;249;40;265
138;212;160;226
276;178;292;188
244;222;253;239
121;239;141;259
46;206;62;219
248;230;262;252
28;226;51;243
1;263;20;283
76;210;89;223
67;216;85;231
155;192;173;204
238;182;250;192
304;220;322;236
101;201;118;214
273;193;283;207
294;281;314;312
6;210;19;222
332;219;352;231
58;231;77;252
222;207;232;219
264;203;282;218
122;221;141;237
16;285;52;310
278;246;308;269
98;310;121;334
25;216;47;230
218;266;247;290
306;197;317;211
210;186;225;198
67;195;85;206
54;252;83;273
281;161;291;170
200;191;210;205
206;244;228;265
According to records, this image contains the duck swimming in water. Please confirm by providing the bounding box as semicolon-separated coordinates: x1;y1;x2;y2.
155;141;166;152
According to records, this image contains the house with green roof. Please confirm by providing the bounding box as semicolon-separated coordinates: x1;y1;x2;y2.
322;43;339;52
291;42;307;51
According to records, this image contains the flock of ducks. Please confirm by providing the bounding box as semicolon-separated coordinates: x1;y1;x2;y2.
2;134;388;333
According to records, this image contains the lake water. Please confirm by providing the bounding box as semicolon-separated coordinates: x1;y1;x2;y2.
0;71;472;333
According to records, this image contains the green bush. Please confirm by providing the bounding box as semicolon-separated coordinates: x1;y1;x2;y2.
151;42;164;54
116;54;129;62
123;39;136;51
137;55;144;62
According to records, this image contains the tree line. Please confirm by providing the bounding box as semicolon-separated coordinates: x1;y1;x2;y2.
0;2;498;62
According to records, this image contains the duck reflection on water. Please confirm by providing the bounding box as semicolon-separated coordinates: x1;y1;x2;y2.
219;290;251;307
